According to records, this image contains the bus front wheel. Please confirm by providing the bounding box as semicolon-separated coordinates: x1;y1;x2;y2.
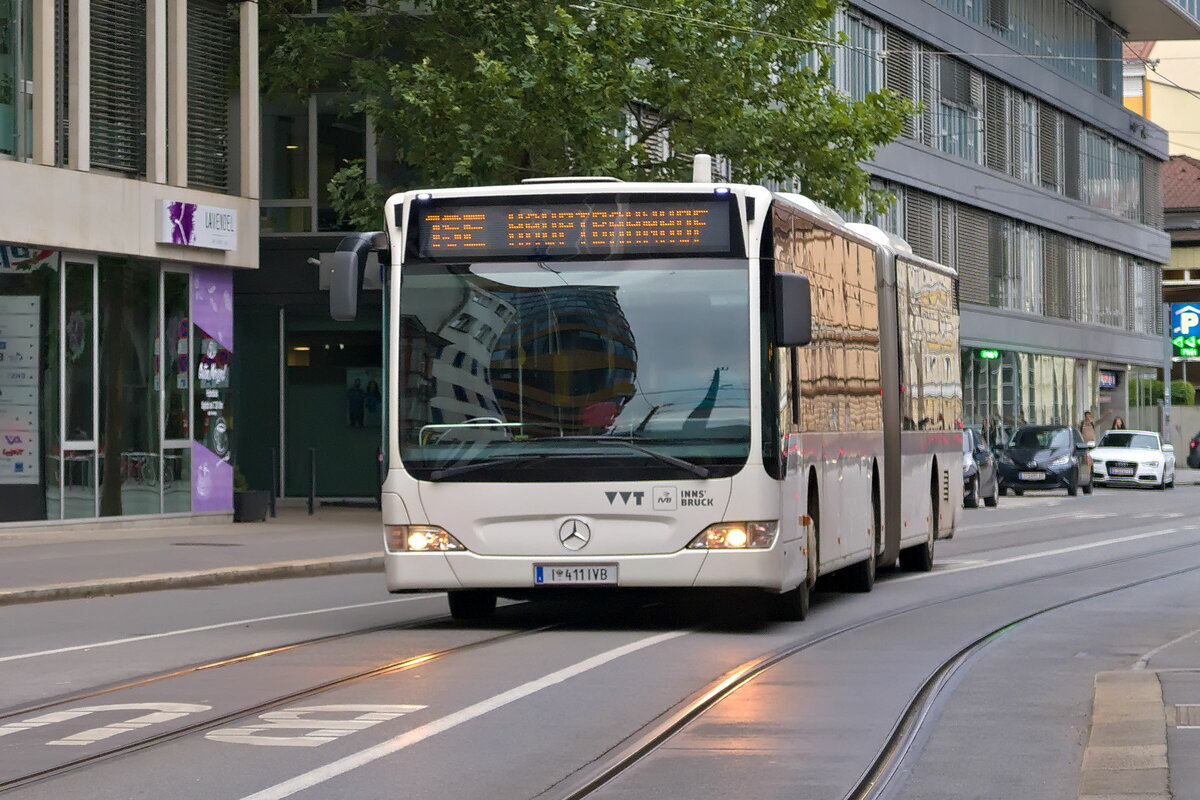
448;590;497;620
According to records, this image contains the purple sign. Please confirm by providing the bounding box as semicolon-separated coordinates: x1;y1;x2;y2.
193;442;234;513
190;268;235;513
193;266;233;352
167;202;197;246
159;200;239;251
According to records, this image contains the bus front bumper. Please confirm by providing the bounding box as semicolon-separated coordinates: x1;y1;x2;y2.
384;547;792;593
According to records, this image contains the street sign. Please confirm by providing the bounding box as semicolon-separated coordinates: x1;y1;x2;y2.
1170;304;1200;359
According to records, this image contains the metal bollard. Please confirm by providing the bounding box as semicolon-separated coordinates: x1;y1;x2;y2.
269;448;278;518
307;448;316;516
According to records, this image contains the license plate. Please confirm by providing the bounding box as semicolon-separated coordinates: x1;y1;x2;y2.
1017;471;1045;481
535;565;618;585
1109;467;1135;476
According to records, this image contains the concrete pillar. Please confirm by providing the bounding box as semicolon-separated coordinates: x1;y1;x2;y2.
239;0;259;199
32;0;55;165
167;0;187;187
147;0;168;183
68;0;89;170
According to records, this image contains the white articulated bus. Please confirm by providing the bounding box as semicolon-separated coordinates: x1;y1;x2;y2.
328;175;961;621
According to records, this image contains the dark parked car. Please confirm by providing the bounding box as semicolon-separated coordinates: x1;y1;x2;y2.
1188;430;1200;469
962;427;999;508
997;424;1093;497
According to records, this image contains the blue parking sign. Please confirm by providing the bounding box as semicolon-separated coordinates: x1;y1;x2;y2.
1171;304;1200;358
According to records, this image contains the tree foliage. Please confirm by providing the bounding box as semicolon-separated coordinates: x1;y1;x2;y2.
261;0;913;229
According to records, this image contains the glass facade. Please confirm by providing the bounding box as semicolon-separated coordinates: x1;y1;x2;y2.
0;0;32;159
961;347;1161;448
0;246;235;524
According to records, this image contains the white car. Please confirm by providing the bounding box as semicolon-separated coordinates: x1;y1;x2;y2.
1090;429;1176;490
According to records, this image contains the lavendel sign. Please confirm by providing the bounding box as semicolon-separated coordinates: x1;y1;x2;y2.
159;201;238;251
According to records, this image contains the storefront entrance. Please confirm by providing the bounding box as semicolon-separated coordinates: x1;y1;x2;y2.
1;247;234;524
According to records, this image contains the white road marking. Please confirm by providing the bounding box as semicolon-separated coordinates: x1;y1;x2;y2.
0;596;437;664
238;630;690;800
0;703;211;746
207;705;426;748
1134;624;1200;670
894;527;1182;583
959;509;1088;533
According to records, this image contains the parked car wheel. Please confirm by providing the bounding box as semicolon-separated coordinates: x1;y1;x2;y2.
964;475;980;508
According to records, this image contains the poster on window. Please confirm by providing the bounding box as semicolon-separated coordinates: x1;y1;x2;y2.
0;296;40;485
191;267;234;513
345;368;383;428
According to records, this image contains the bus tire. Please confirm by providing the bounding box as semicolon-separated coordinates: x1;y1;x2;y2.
448;590;497;620
900;471;937;572
843;484;878;593
770;582;809;621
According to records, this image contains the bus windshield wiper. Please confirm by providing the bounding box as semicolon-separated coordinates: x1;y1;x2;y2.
530;436;710;479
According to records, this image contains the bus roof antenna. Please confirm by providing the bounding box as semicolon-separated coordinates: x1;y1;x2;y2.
692;153;713;183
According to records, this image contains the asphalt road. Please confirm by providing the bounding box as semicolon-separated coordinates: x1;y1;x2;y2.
2;484;1199;800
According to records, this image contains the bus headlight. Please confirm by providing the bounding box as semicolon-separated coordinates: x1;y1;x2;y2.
386;525;466;552
688;521;778;550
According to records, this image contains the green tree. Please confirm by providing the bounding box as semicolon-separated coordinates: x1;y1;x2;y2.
261;0;913;230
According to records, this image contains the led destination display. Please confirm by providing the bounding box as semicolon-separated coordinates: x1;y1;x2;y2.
412;197;734;259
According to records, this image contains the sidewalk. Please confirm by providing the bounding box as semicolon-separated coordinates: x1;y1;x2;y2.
0;501;383;606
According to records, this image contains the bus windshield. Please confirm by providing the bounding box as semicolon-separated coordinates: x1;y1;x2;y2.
395;258;751;481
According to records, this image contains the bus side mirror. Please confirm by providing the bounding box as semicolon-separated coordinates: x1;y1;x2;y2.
774;272;812;347
324;231;387;321
325;251;360;321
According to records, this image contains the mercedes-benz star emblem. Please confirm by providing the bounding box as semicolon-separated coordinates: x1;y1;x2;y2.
558;518;591;551
1028;461;1038;468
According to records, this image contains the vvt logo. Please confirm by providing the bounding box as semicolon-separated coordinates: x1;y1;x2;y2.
4;435;22;445
605;491;644;506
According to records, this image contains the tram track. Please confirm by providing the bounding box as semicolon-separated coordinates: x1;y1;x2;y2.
0;619;556;794
546;531;1200;800
5;522;1198;797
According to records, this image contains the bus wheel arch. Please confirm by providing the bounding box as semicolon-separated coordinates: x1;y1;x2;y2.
899;462;937;572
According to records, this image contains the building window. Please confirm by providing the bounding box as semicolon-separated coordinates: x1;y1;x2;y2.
0;0;33;159
938;102;980;162
187;0;238;192
835;11;881;101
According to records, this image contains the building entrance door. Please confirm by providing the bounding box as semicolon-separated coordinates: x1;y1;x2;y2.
283;318;382;499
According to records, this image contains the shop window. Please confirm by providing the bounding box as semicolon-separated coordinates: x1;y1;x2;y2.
98;259;160;516
0;248;59;522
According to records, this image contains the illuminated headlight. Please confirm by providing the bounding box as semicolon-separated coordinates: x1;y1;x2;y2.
385;525;465;552
688;521;778;550
1050;455;1071;467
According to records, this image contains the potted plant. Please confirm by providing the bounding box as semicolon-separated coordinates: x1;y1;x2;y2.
233;465;271;522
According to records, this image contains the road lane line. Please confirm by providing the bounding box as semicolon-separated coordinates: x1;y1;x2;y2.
894;527;1182;583
0;597;436;664
1134;623;1200;670
958;510;1089;533
238;630;691;800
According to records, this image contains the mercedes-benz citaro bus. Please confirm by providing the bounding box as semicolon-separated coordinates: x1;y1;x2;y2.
325;163;962;622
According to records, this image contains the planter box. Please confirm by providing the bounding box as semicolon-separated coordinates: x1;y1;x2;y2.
233;490;271;522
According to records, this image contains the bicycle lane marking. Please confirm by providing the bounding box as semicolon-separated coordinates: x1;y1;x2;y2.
238;630;691;800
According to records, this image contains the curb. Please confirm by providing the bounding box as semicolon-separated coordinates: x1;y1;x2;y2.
1077;670;1170;800
0;554;384;607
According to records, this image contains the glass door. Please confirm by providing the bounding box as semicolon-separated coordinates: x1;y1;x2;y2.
161;269;191;512
61;256;98;518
